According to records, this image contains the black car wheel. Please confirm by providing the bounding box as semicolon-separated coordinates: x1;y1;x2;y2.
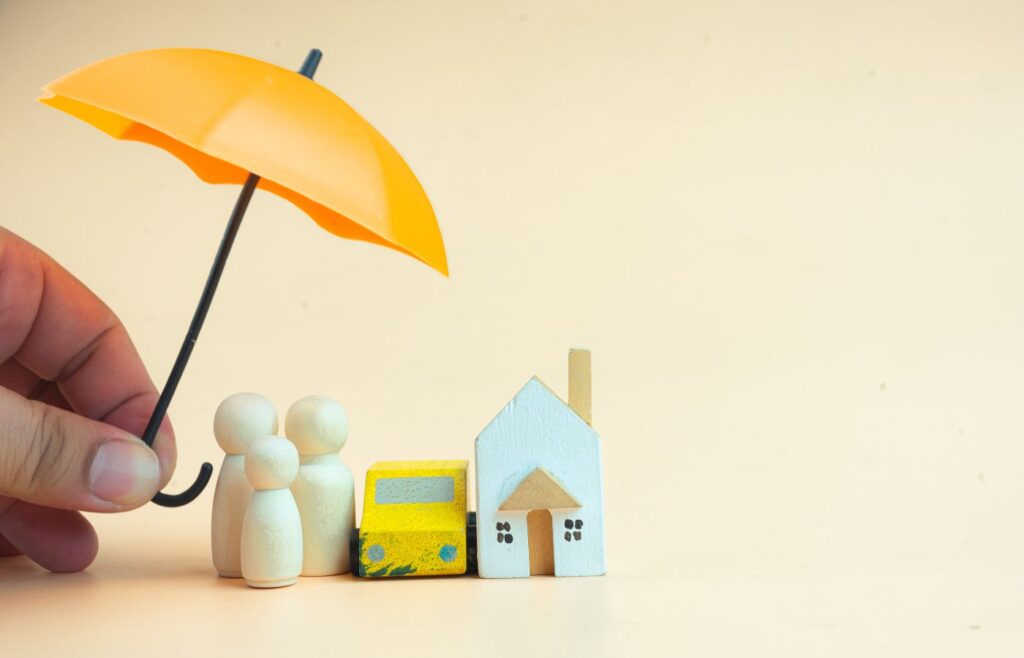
349;527;362;577
465;511;477;575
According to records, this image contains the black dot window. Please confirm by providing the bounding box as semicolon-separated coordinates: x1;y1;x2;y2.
496;521;513;544
563;518;584;542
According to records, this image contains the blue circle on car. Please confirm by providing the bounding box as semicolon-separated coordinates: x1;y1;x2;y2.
367;544;385;563
439;544;457;563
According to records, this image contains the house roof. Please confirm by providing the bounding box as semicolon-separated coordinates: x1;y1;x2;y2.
475;377;600;449
499;467;581;511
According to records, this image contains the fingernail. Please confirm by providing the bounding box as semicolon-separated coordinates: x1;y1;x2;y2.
89;441;161;505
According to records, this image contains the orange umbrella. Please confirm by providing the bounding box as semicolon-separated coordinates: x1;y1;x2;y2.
40;48;448;507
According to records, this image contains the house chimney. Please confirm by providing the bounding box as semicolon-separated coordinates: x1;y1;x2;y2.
568;348;592;425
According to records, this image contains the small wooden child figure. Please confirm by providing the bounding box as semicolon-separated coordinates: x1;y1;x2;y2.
211;393;279;578
285;395;355;576
240;436;303;588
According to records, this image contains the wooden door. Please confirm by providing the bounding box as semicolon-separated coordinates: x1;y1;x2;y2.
527;509;554;575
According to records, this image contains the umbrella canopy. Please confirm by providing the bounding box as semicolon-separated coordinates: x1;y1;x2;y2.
40;48;447;275
39;49;447;507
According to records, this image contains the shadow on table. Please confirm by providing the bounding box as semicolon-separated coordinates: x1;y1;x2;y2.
0;550;237;592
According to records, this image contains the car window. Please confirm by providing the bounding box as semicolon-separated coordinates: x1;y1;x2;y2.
375;476;455;504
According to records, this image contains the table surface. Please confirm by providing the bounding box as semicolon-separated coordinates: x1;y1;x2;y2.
2;1;1023;656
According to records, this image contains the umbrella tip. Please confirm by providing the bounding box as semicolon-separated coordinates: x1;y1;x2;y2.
299;49;322;79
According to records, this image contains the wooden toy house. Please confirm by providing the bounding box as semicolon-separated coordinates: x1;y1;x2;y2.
474;349;606;578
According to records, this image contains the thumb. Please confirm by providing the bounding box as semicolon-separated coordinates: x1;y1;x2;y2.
0;386;162;512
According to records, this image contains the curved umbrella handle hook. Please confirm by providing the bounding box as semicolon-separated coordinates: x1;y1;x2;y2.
152;463;214;507
144;49;324;508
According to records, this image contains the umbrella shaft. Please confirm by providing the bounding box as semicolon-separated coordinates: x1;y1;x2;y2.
142;48;323;507
140;172;262;447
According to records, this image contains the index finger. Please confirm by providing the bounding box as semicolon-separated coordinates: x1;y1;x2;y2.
0;228;176;482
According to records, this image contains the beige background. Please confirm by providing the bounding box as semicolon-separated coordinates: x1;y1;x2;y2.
2;0;1023;655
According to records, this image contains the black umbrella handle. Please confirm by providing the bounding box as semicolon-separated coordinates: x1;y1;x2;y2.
148;49;323;508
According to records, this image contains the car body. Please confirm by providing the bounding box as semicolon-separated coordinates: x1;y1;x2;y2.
353;460;471;577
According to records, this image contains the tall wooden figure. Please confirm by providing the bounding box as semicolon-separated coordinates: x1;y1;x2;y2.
286;395;355;576
211;393;279;577
241;436;303;588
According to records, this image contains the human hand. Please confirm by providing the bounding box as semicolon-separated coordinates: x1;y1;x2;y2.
0;228;175;572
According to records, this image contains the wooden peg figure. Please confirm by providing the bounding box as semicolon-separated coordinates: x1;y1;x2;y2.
240;436;303;588
286;395;355;576
211;393;279;577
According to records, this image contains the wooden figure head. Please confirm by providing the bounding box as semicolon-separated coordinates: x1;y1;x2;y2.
214;393;279;456
284;395;349;456
245;437;299;490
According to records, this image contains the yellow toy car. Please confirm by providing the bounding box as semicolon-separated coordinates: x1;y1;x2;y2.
350;460;477;577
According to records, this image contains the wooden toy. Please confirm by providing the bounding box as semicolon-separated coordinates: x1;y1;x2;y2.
211;393;279;578
474;349;606;578
240;436;303;588
351;461;475;577
285;395;355;576
40;47;448;507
